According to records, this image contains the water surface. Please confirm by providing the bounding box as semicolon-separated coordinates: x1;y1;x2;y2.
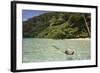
22;38;91;63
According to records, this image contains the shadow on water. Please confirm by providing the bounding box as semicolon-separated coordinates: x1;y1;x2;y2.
67;57;74;60
66;56;74;60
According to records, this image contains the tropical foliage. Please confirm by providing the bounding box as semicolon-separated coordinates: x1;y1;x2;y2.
23;12;91;39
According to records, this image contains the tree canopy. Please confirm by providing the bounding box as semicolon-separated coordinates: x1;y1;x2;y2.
23;12;91;39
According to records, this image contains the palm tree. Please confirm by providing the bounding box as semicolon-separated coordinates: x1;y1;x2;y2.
82;14;91;37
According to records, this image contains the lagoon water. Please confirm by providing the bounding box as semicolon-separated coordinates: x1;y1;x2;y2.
22;38;91;63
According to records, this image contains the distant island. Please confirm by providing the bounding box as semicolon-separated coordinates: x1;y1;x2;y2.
23;12;91;39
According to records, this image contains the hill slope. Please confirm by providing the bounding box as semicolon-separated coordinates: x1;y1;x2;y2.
23;12;91;39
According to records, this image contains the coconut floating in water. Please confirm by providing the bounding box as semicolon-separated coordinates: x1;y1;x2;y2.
52;45;75;55
65;49;75;55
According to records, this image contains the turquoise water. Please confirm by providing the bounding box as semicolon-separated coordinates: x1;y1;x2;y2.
22;38;91;63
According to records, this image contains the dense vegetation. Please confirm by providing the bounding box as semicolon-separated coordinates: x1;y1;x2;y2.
23;12;91;39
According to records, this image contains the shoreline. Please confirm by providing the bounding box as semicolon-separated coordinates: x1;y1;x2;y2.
23;38;90;40
66;38;90;40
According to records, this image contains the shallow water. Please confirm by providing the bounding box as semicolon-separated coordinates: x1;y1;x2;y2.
22;38;91;63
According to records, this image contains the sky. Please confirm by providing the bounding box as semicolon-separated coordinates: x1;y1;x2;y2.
22;10;49;21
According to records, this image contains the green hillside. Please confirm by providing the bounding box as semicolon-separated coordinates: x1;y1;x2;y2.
23;12;91;39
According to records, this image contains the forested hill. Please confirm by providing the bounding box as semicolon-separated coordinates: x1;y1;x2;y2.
23;12;91;39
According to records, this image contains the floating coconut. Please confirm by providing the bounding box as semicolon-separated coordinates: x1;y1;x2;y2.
65;49;75;55
52;45;75;55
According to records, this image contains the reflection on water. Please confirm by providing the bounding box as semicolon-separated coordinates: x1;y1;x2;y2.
22;38;91;63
